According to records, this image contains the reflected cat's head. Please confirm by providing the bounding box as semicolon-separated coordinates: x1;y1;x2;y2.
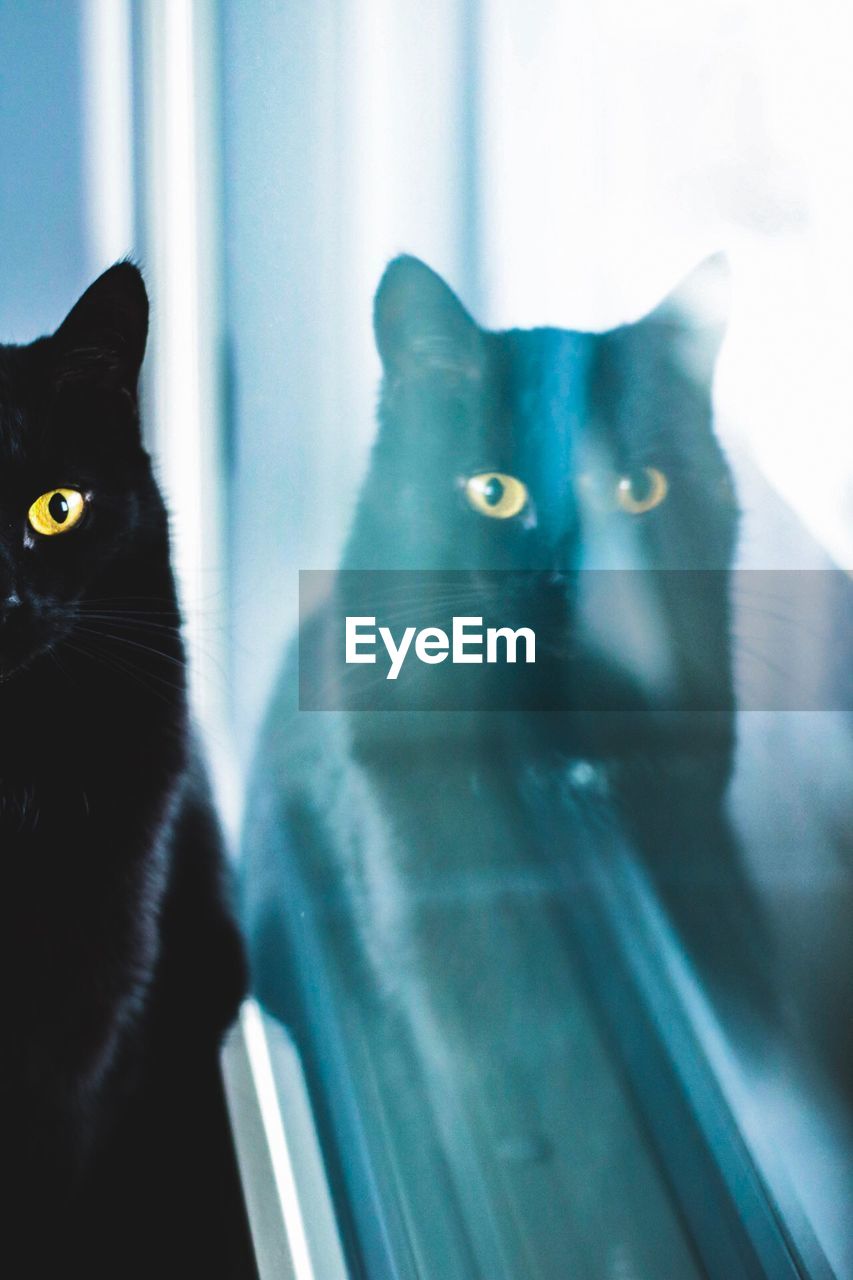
332;255;741;746
347;253;737;573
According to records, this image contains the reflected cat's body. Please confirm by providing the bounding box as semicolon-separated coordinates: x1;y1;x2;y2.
245;256;773;1278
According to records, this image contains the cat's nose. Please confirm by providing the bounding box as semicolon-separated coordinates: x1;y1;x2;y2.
0;592;24;633
0;593;29;672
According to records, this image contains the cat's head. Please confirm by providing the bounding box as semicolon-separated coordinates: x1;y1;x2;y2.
349;254;737;573
0;263;169;684
340;256;739;741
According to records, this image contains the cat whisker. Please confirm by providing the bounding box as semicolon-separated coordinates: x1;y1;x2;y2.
733;603;840;648
64;619;188;680
71;623;231;695
731;636;824;705
77;609;184;630
79;595;180;610
72;624;187;670
76;607;226;647
58;636;189;717
55;637;176;706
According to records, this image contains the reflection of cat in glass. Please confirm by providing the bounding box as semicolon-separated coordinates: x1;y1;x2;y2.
245;255;772;1130
244;257;778;1269
245;252;758;952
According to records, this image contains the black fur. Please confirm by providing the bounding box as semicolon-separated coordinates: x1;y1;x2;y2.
0;265;251;1277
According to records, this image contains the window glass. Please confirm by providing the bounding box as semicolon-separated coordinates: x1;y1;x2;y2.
0;1;92;335
219;3;852;1277
2;3;849;1274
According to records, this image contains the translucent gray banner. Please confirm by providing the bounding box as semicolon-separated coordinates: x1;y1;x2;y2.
297;570;852;712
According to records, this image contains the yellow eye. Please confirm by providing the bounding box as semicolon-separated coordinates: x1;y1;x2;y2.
615;467;668;515
27;488;86;537
465;472;528;519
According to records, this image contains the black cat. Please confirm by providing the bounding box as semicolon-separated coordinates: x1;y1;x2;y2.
244;257;779;1277
0;265;251;1277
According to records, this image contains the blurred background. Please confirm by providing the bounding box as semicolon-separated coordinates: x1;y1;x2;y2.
0;2;851;1276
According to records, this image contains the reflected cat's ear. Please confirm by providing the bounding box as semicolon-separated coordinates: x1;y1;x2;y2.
646;252;730;382
374;256;482;380
52;261;149;397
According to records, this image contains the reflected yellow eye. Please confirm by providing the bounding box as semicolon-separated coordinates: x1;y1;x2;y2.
27;488;86;537
615;467;668;515
465;472;528;519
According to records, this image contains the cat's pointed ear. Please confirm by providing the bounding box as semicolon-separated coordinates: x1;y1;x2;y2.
52;261;149;397
374;256;482;380
647;252;730;382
